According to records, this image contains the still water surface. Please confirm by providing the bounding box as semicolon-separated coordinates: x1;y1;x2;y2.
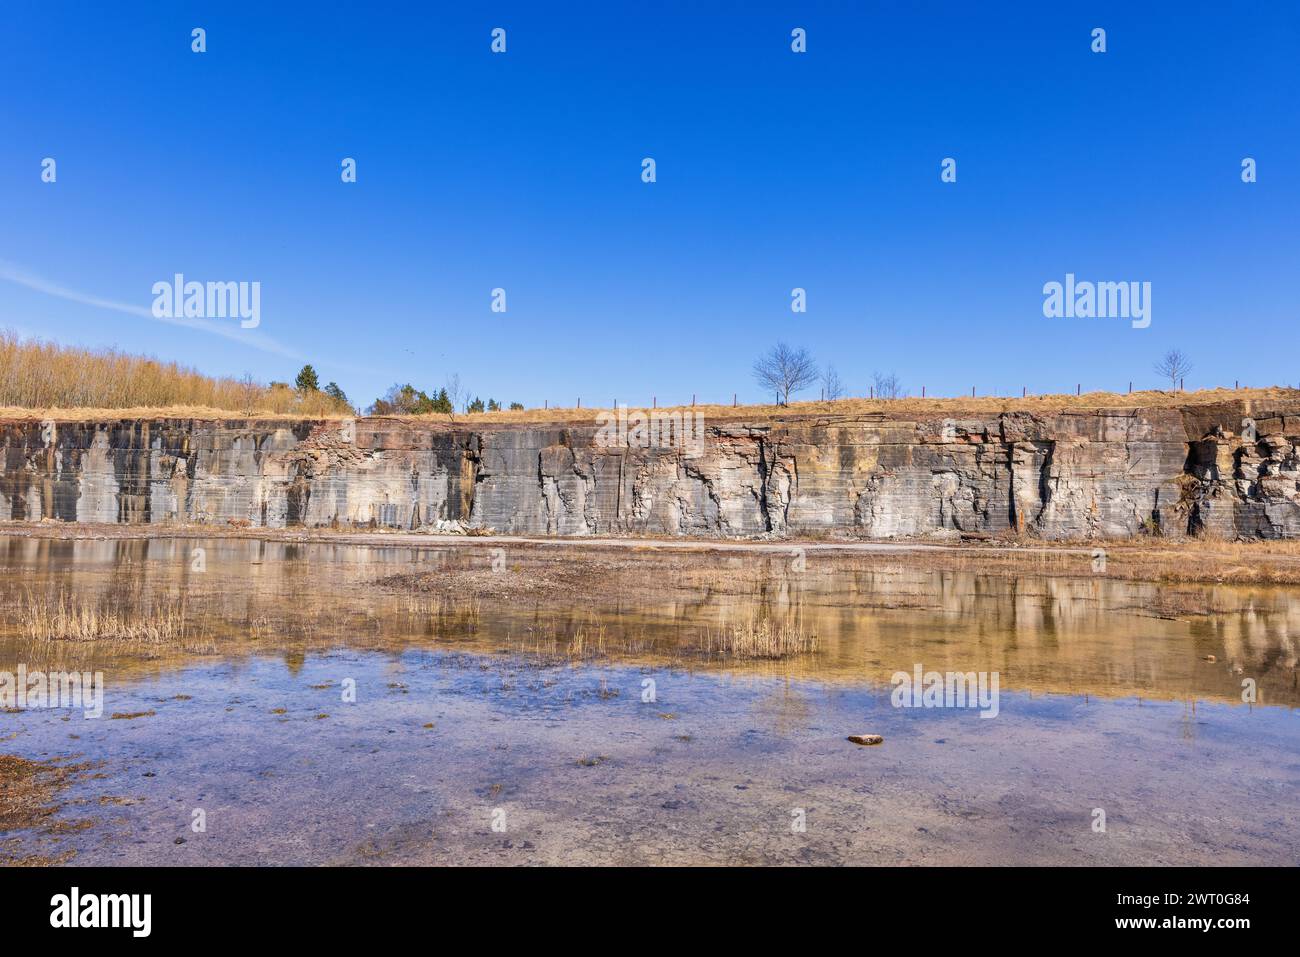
2;536;1296;864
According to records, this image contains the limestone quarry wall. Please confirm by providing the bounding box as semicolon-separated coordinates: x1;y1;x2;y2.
3;400;1300;539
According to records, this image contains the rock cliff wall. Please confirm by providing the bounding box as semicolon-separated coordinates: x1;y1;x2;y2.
4;400;1300;539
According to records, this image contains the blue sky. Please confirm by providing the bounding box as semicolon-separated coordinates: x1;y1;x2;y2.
1;2;1295;408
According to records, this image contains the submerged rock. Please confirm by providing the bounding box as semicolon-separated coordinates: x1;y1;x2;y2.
847;733;884;746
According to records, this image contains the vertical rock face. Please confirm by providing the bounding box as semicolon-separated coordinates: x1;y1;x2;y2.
3;400;1300;539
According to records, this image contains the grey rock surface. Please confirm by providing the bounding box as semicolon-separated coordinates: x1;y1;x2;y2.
5;400;1300;539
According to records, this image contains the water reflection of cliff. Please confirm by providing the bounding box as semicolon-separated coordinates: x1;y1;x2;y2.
0;537;1296;707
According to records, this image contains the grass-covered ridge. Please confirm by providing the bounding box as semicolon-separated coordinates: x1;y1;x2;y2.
4;385;1296;425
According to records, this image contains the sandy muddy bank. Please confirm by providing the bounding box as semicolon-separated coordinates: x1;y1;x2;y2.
5;521;1300;586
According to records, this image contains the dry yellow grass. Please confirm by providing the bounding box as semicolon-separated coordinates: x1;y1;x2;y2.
4;386;1296;426
0;404;347;422
701;606;818;660
438;386;1297;426
19;592;188;645
500;620;617;662
0;329;350;417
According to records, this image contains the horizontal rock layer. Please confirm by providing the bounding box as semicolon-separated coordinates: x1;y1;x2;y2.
3;400;1300;539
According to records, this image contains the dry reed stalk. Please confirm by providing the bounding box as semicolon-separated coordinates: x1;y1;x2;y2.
18;592;188;645
702;605;817;660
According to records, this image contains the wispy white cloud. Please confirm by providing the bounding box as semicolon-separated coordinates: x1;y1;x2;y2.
0;260;306;360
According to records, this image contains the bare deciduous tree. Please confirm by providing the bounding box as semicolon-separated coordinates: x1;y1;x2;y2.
1153;349;1192;390
822;365;846;401
872;371;906;400
753;343;818;405
238;372;260;416
445;373;467;417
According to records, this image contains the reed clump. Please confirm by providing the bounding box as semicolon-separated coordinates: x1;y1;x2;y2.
503;621;610;662
18;592;188;645
701;606;818;660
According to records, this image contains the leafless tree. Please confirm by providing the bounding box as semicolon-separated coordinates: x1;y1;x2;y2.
445;373;467;416
822;365;846;401
753;343;818;405
1153;349;1192;390
872;371;906;400
238;372;260;416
